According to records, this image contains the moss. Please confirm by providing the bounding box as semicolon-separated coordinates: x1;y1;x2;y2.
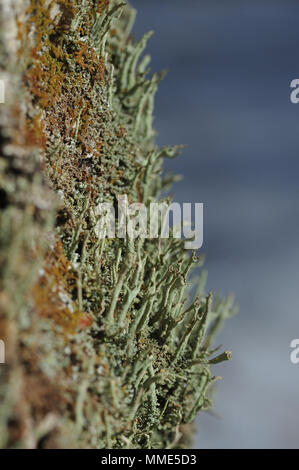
32;241;83;335
0;0;237;449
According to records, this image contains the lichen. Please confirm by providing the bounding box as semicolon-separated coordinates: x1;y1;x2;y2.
0;0;237;449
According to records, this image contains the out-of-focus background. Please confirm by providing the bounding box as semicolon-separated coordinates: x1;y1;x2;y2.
131;0;299;449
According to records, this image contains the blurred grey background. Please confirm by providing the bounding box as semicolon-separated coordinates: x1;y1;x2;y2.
131;0;299;449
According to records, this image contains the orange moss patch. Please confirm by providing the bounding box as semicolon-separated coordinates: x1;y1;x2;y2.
79;312;94;329
22;1;74;109
97;0;110;15
19;0;108;203
32;241;82;335
24;113;47;149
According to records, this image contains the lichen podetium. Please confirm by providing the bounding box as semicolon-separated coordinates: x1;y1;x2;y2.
0;0;237;449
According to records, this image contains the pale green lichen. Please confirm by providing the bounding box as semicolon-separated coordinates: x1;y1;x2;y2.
0;0;237;449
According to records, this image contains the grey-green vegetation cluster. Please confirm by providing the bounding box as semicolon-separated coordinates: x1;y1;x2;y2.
0;0;236;448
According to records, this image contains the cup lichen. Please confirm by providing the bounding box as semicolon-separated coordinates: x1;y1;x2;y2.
0;0;236;449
